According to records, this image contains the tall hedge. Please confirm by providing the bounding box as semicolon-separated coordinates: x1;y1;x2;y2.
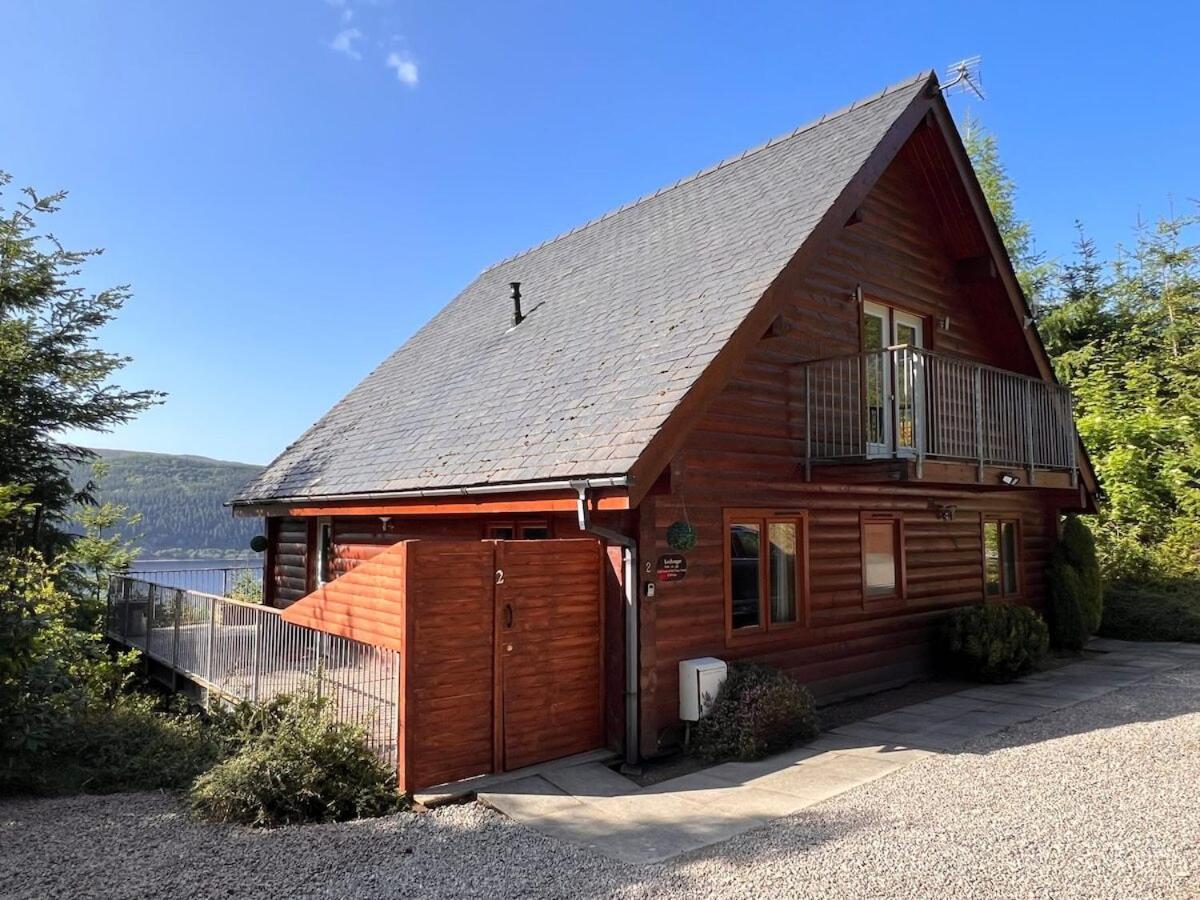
1060;516;1103;633
1046;547;1089;651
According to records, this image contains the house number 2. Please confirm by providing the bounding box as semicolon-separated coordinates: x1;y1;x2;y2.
495;569;505;584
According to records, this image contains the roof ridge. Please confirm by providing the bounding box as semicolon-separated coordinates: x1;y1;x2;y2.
480;70;934;275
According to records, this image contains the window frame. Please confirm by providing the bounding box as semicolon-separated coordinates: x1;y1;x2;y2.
723;508;810;644
859;293;934;352
981;515;1023;600
487;519;551;540
314;517;333;587
859;511;906;606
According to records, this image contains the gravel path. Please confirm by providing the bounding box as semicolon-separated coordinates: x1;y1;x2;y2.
4;658;1197;900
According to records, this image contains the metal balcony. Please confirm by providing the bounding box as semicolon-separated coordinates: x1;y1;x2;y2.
793;346;1078;484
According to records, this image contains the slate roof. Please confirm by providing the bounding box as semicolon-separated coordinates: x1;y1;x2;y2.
234;72;933;504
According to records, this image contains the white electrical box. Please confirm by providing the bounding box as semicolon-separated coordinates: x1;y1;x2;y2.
679;657;727;721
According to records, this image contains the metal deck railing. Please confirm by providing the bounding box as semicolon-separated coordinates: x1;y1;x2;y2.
105;575;399;771
793;346;1078;482
124;564;263;597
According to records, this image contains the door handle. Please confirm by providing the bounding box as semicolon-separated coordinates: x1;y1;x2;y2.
503;603;514;629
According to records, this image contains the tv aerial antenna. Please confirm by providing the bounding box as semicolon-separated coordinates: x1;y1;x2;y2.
940;56;986;100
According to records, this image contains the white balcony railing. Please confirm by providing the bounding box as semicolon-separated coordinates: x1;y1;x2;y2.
794;346;1078;482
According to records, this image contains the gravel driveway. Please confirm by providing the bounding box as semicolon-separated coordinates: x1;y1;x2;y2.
4;657;1197;900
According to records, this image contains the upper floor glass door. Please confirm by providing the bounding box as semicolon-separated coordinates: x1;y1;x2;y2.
863;302;925;457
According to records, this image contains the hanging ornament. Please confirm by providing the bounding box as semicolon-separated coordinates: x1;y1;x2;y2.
666;520;698;552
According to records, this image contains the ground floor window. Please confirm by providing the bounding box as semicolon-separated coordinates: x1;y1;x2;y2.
983;517;1021;598
861;511;904;603
315;518;333;586
725;509;808;638
487;520;550;540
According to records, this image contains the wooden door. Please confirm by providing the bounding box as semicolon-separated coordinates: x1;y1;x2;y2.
404;540;497;791
495;539;604;771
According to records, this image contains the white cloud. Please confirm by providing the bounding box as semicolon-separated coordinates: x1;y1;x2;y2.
341;8;354;23
386;51;418;87
330;27;363;60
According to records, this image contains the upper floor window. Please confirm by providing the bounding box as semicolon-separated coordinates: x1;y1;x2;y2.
983;517;1021;598
862;301;925;352
725;509;808;638
861;511;904;603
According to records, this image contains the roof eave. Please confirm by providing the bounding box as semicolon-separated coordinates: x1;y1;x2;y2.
227;474;632;517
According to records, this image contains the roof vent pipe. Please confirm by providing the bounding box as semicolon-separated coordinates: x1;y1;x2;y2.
510;282;524;326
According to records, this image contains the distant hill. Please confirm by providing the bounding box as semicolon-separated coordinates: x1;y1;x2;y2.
72;448;266;560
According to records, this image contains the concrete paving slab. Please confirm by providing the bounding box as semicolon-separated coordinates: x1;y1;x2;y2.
956;688;1068;709
415;747;616;805
644;771;814;820
698;744;823;785
543;762;638;800
529;797;711;864
863;709;957;730
916;694;996;710
1086;637;1134;652
918;719;1004;742
547;790;773;864
828;722;964;752
473;642;1191;864
755;751;905;800
947;708;1035;729
478;775;583;821
824;743;935;767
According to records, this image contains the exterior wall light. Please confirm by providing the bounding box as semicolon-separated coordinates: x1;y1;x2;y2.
1000;472;1021;487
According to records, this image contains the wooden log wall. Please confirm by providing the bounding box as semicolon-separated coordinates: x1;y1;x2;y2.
636;141;1067;755
271;517;309;608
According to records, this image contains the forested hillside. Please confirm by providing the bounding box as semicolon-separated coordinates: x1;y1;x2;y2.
72;448;265;559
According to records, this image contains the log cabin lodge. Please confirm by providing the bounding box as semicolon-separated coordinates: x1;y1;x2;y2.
230;70;1097;793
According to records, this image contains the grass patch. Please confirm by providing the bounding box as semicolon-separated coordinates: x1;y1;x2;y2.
1099;578;1200;643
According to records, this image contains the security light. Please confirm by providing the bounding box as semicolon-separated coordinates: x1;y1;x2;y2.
1000;473;1021;487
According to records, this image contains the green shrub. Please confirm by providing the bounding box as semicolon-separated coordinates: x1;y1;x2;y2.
190;695;401;828
1099;577;1200;642
1060;516;1103;633
227;569;263;605
690;663;820;763
0;552;139;794
1046;549;1090;651
54;693;224;793
940;604;1049;682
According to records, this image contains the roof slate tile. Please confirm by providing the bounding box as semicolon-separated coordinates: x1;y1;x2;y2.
234;73;930;503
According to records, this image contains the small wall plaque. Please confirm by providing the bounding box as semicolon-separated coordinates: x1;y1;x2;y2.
656;554;688;582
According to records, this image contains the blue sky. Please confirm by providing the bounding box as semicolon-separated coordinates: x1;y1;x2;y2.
2;1;1195;465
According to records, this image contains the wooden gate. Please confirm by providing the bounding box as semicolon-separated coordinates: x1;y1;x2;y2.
495;539;605;771
402;539;604;791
